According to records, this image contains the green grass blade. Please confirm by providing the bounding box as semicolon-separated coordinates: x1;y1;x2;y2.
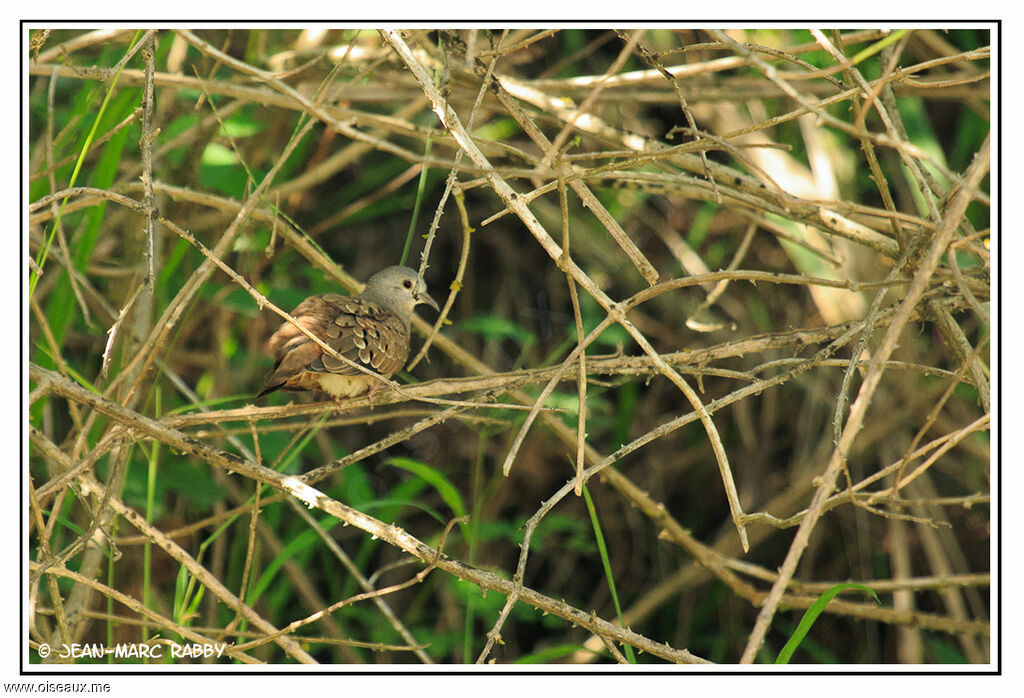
581;483;636;663
775;583;880;664
30;30;144;298
386;457;467;521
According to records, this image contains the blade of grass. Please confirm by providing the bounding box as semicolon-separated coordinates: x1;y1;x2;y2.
30;30;144;298
386;457;467;529
142;388;161;644
775;583;880;664
581;482;636;663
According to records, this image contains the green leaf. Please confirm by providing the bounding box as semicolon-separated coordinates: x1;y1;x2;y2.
460;314;535;348
775;583;880;664
386;457;466;520
582;483;636;663
201;142;240;166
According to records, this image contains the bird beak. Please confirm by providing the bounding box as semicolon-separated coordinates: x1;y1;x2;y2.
417;290;439;312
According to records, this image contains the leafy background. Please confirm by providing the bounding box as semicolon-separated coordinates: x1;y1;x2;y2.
28;27;990;664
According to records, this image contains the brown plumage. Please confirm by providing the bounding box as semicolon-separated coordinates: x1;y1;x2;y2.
258;266;438;399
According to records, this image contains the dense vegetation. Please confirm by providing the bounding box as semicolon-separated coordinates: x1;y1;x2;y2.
28;27;990;664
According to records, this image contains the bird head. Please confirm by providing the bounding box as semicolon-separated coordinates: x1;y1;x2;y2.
362;265;440;320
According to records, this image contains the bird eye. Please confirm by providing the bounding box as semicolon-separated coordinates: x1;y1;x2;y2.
403;280;413;289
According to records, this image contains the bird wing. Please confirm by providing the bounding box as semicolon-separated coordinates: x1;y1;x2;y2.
259;294;409;396
311;295;410;377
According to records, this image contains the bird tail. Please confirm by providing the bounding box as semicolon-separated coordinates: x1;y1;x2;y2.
256;383;282;398
256;361;285;398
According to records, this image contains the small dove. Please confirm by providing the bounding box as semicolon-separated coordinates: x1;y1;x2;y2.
258;266;439;399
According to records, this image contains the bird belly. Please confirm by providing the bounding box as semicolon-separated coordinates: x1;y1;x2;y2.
310;373;376;399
